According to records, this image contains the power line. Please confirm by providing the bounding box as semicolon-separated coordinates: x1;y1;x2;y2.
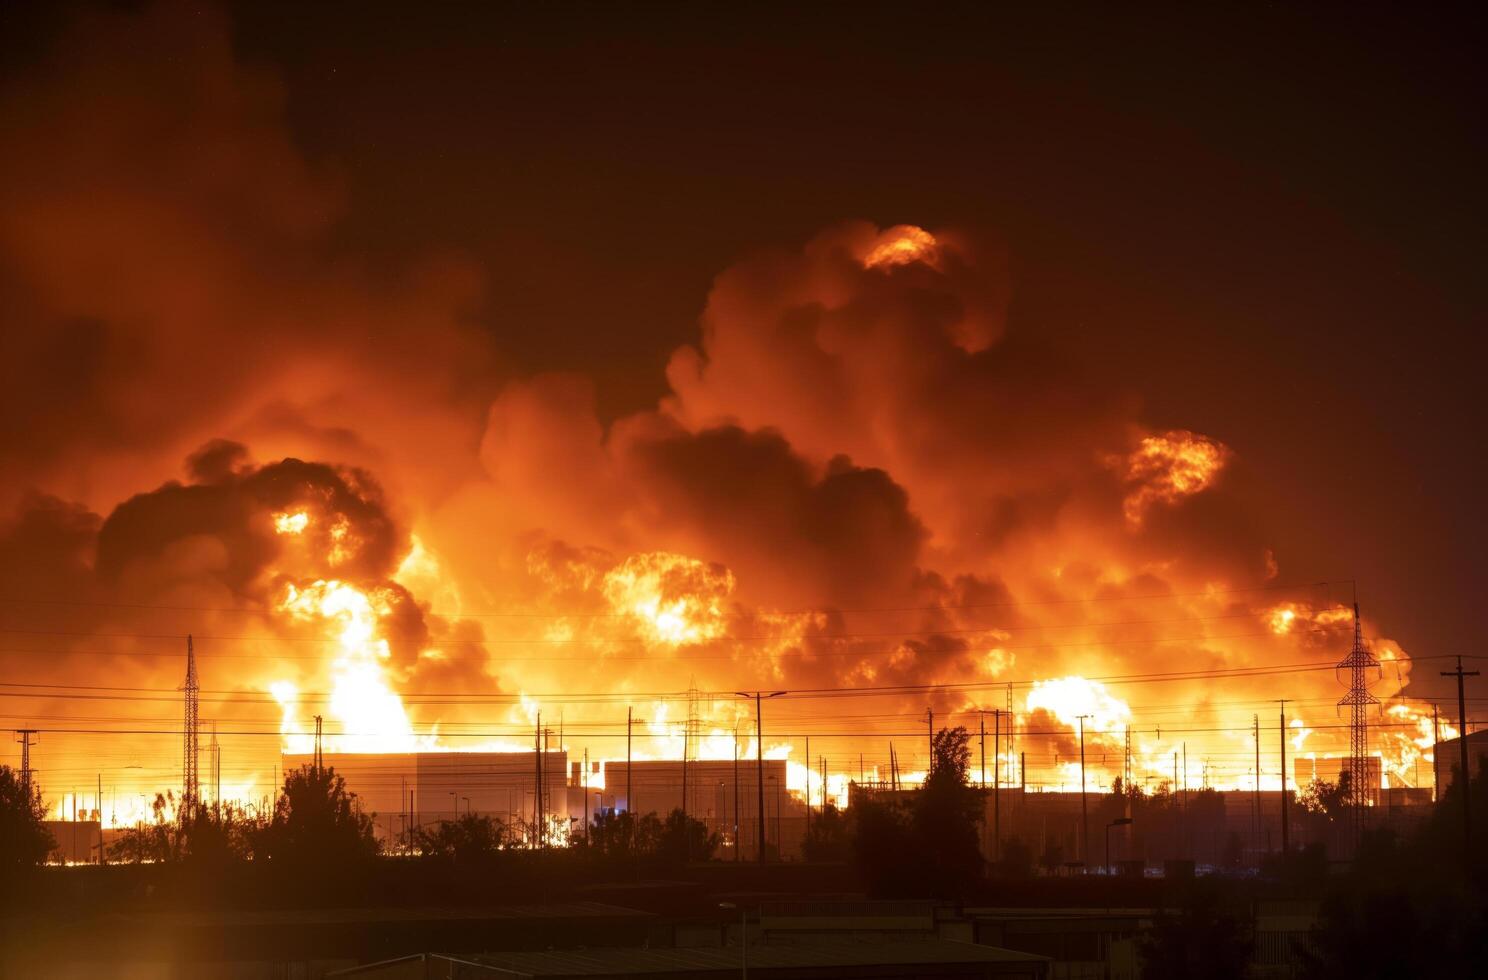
0;578;1350;619
0;653;1373;707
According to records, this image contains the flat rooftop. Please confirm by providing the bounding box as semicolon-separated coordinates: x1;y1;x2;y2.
336;941;1049;978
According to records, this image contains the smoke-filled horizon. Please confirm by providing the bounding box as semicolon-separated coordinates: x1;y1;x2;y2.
1;3;1480;825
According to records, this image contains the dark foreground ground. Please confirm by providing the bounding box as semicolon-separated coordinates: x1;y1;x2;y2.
1;858;1319;978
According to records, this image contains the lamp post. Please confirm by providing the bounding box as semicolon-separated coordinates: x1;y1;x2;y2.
736;691;785;864
718;902;747;978
462;796;471;819
1106;817;1133;875
449;791;458;822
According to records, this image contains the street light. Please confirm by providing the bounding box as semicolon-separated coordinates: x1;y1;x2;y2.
718;902;747;979
449;791;458;822
735;691;786;865
1106;817;1133;875
463;796;472;819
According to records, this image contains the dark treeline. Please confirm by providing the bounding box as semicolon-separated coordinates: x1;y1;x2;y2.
4;737;1486;978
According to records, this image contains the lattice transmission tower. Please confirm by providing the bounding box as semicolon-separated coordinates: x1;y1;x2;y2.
1336;602;1380;841
15;729;38;794
181;634;200;822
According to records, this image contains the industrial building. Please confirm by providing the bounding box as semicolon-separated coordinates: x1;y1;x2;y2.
1432;729;1488;795
43;818;103;864
279;753;809;857
283;751;570;844
604;758;804;860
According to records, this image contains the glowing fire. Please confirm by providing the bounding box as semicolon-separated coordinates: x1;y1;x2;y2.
272;579;425;754
602;552;732;646
864;225;940;269
1121;429;1230;524
1027;676;1133;733
1378;702;1456;788
1266;601;1353;635
273;510;309;534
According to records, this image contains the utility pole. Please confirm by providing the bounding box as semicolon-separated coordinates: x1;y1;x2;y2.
684;683;700;835
1181;740;1188;855
211;722;221;820
1279;700;1290;855
534;709;542;848
1123;726;1133;792
1077;715;1090;868
1441;657;1480;859
979;713;986;787
993;709;1001;862
627;706;634;816
926;708;934;774
804;735;811;843
733;726;741;864
756;694;767;862
1432;703;1441;802
313;715;323;775
583;747;590;840
1007;683;1015;776
737;692;784;864
1253;714;1261;857
1173;750;1179;849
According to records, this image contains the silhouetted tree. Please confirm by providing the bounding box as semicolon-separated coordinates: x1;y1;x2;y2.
656;807;717;864
587;809;663;859
1298;770;1351;818
250;765;377;867
182;802;263;866
415;813;512;862
108;791;179;864
1139;880;1253;980
992;836;1033;879
1298;756;1488;978
913;726;982;895
803;803;851;862
854;727;983;897
853;794;917;896
0;765;54;870
107;794;263;866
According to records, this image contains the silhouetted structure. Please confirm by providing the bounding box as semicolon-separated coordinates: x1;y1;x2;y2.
180;635;199;822
283;750;570;845
1335;602;1379;845
606;758;797;860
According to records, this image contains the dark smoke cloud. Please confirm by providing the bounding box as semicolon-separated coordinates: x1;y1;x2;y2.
0;444;497;694
0;0;496;515
0;2;1416;799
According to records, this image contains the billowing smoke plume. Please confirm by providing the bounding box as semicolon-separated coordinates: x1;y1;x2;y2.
0;3;1430;810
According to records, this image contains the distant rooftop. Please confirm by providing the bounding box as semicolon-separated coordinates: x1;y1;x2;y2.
333;941;1049;977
